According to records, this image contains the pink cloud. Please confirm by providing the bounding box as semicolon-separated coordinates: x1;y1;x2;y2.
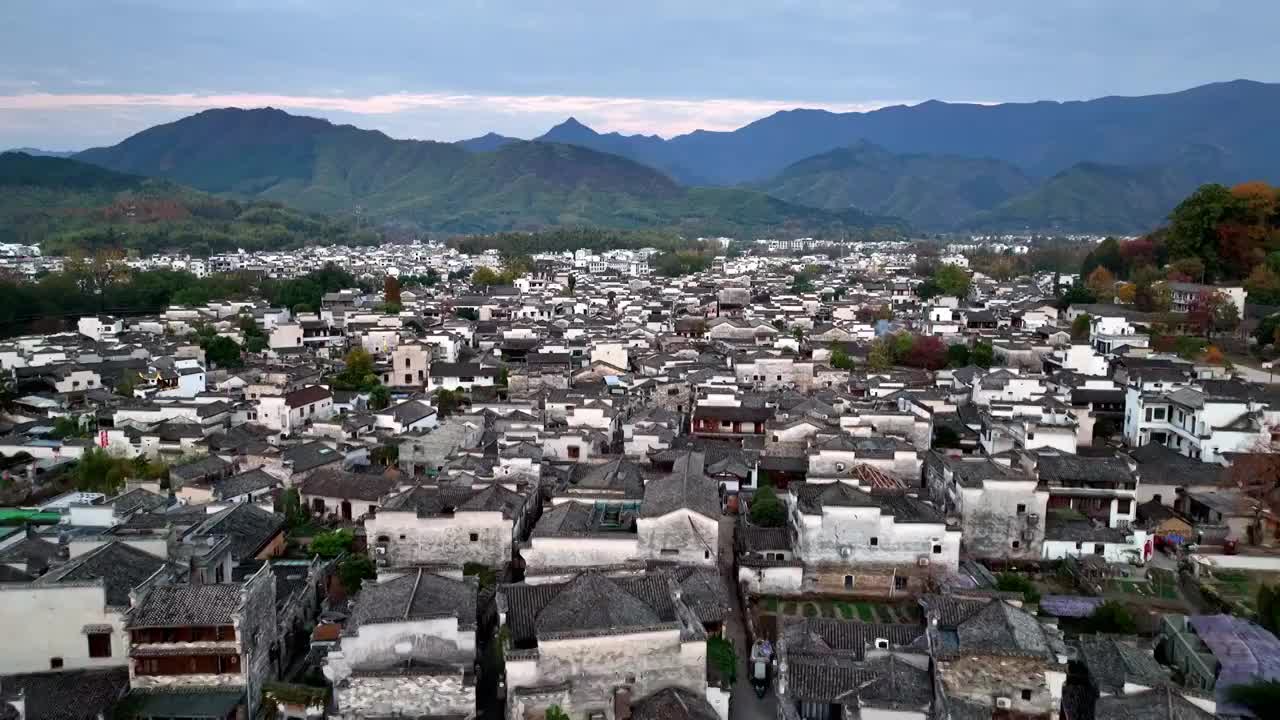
0;90;914;138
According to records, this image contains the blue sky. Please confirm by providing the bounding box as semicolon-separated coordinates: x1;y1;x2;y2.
2;1;1276;149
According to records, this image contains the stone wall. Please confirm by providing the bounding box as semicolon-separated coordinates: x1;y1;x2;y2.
368;510;512;568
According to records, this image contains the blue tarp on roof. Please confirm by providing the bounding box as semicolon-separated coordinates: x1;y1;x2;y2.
1188;614;1280;716
1038;595;1104;618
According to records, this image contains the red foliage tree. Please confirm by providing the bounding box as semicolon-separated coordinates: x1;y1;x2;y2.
906;335;948;371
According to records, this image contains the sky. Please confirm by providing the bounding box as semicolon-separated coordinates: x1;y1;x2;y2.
2;0;1277;150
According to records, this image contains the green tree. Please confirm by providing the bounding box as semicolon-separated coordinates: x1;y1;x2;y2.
50;414;89;439
456;307;479;321
1080;236;1125;278
368;384;391;411
707;636;737;685
434;388;467;418
472;266;503;287
971;341;995;368
1071;313;1092;342
200;335;243;369
1166;184;1241;281
995;572;1041;604
1082;601;1137;634
868;338;894;371
749;484;786;528
546;707;571;720
338;555;377;594
280;487;305;530
310;529;355;558
946;344;971;368
331;348;379;391
934;264;971;299
829;346;856;370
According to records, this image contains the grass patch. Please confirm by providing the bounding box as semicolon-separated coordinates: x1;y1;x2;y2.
834;602;856;620
764;597;779;612
801;602;820;617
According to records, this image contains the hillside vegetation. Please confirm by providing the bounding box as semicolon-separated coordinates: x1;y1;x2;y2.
0;151;377;255
74;108;894;236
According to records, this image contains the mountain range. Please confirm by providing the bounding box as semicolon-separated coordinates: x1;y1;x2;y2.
52;79;1280;236
529;80;1280;186
75;108;886;235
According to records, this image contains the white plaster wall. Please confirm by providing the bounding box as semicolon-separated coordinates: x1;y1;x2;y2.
0;584;125;673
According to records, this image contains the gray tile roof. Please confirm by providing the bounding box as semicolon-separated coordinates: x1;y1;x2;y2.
1077;635;1169;694
381;483;527;519
36;541;167;607
631;687;720;720
348;569;477;633
128;582;243;627
950;598;1054;659
792;483;943;523
641;452;720;519
0;667;129;720
501;571;679;646
212;468;280;500
183;503;284;562
299;468;398;502
1092;685;1216;720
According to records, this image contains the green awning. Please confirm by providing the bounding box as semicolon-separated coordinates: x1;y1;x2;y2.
133;690;244;719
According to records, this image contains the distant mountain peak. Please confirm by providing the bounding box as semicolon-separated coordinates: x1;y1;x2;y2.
543;116;599;140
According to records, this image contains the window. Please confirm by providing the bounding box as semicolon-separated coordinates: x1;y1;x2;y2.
1117;499;1132;514
1021;689;1032;701
87;632;112;658
875;638;890;649
932;544;943;554
704;550;711;559
776;375;782;381
1075;541;1084;550
1016;504;1027;514
567;446;581;460
1094;543;1105;555
1153;407;1166;421
869;537;878;546
843;575;854;589
399;534;407;540
1012;540;1021;549
894;576;908;591
660;548;680;555
405;374;412;383
50;657;63;669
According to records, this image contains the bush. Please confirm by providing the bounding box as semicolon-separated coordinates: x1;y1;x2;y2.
995;572;1041;604
1083;601;1137;634
707;636;737;685
338;555;377;594
749;485;786;528
310;529;355;558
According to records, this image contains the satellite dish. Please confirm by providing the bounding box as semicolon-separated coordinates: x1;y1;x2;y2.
394;640;413;656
